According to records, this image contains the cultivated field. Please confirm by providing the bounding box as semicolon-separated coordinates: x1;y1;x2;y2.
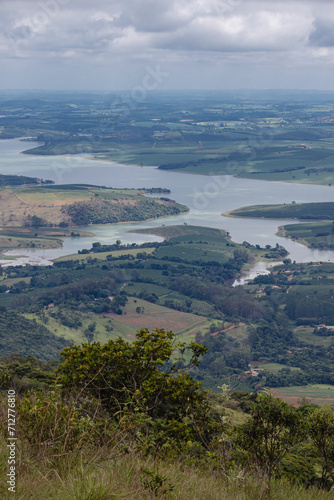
271;384;334;406
225;202;334;220
278;222;334;249
108;297;209;336
55;247;156;262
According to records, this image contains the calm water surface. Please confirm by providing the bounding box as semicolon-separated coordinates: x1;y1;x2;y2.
1;139;334;278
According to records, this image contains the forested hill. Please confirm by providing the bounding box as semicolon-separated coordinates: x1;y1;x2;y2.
0;174;53;186
0;310;68;360
0;184;188;228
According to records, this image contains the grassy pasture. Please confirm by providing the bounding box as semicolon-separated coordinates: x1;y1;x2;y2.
25;310;136;345
107;297;209;336
0;227;93;253
226;202;334;220
294;326;334;347
2;440;333;500
0;276;31;286
278;222;334;249
255;362;302;372
271;384;334;406
133;224;229;242
23;296;215;348
55;247;156;263
0;235;62;252
155;244;232;263
133;225;235;264
124;281;170;297
124;282;216;316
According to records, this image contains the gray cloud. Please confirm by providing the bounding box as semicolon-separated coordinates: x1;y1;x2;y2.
309;18;334;47
0;0;334;89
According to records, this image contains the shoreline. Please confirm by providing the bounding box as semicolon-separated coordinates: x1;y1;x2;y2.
275;224;334;251
130;225;286;285
276;226;310;249
0;208;189;257
222;209;334;223
3;136;334;187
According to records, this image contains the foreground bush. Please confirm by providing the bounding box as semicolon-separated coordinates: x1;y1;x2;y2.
1;330;334;496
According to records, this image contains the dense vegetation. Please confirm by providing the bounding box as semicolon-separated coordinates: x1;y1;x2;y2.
65;196;188;225
1;336;334;498
1;224;334;397
0;310;68;360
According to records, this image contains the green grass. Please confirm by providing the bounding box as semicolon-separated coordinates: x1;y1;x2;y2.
0;228;94;253
278;222;334;249
110;297;209;336
256;363;302;372
0;276;31;286
271;384;334;405
25;310;136;345
125;281;216;317
133;224;228;241
294;326;334;347
134;225;235;264
155;244;232;263
0;236;63;253
55;247;156;263
26;297;210;347
2;439;333;500
124;282;171;296
225;202;334;220
101;140;329;180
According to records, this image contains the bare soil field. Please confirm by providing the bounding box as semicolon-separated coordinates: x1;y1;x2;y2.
0;188;85;226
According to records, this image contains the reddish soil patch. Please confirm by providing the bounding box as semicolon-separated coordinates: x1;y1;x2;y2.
6;228;30;233
271;394;301;407
211;322;245;336
43;232;67;236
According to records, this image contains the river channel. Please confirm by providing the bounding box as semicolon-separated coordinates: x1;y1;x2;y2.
1;138;334;282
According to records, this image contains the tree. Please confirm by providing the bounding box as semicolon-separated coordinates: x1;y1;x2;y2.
31;215;44;227
235;393;303;481
309;407;334;489
233;247;249;265
57;329;210;436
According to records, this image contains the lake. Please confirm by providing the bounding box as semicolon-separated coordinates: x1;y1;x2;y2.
1;138;334;277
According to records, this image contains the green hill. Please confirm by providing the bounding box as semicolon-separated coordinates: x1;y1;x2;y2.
225;202;334;220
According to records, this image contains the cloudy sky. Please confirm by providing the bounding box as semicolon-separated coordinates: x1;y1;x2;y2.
1;0;334;90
